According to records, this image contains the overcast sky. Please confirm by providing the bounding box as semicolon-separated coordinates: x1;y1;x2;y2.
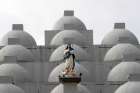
0;0;139;45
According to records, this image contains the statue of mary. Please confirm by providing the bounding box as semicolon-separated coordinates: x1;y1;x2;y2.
63;44;76;76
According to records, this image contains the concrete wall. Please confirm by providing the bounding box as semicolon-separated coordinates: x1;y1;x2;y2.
0;27;134;93
13;43;122;93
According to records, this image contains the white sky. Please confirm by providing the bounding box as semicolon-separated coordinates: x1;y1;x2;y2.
0;0;139;45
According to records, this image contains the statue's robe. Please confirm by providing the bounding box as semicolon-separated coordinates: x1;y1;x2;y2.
64;49;75;72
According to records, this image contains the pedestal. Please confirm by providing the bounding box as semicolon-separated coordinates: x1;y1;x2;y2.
59;76;81;83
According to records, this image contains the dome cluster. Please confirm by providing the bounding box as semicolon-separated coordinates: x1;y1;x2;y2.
49;10;91;93
0;24;36;93
0;10;139;93
0;10;92;93
103;23;140;93
50;11;91;47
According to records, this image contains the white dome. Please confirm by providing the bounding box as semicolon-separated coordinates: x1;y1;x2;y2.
49;44;90;62
0;63;31;81
0;45;34;62
107;62;140;81
50;30;86;46
51;83;90;93
48;62;89;82
102;29;139;45
104;43;140;62
0;84;25;93
115;81;140;93
2;30;37;48
53;16;87;31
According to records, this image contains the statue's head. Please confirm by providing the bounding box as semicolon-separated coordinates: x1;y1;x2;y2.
65;44;71;49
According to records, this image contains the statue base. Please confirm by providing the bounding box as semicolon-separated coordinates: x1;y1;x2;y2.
59;76;81;83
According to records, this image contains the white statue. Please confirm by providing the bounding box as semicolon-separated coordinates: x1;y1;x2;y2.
63;44;76;76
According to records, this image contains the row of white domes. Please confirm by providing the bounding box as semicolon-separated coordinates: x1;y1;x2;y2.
0;35;33;93
0;25;35;93
0;43;90;81
53;11;139;47
0;10;139;93
1;27;139;63
53;11;139;46
0;28;34;93
106;61;140;93
51;23;140;46
47;14;140;93
103;28;140;93
49;11;140;93
104;43;140;81
49;11;91;81
0;10;85;93
0;11;89;93
2;11;138;48
49;44;91;93
48;11;91;81
0;10;88;47
0;61;31;93
49;11;91;93
1;12;139;47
